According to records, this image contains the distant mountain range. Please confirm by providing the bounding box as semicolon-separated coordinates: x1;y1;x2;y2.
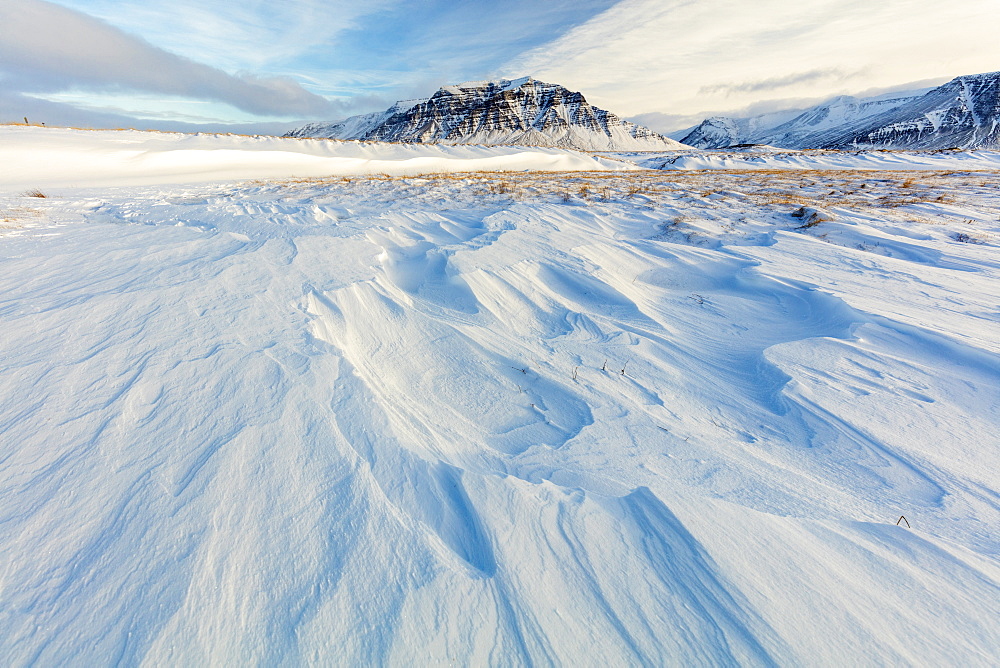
288;72;1000;153
677;71;1000;150
285;77;685;151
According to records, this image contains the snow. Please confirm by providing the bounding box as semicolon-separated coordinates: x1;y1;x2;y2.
0;126;634;193
629;147;1000;171
1;128;999;664
286;98;428;141
444;77;533;94
675;85;935;148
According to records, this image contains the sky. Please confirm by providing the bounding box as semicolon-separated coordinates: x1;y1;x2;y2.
1;0;999;134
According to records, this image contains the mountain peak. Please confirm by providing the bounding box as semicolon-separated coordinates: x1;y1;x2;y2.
446;76;535;92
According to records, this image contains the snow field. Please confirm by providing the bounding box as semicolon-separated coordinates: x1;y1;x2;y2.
1;135;999;664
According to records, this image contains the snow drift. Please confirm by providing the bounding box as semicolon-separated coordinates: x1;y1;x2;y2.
0;128;998;664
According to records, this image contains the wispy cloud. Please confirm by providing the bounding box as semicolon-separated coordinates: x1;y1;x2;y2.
48;0;401;73
501;0;1000;121
0;0;341;119
311;0;620;94
699;68;865;97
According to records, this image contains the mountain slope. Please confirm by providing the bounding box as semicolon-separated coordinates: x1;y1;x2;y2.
286;77;686;151
284;99;425;141
821;72;1000;149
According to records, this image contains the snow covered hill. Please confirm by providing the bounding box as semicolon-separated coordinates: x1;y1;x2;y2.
680;71;1000;150
285;77;687;151
1;128;998;664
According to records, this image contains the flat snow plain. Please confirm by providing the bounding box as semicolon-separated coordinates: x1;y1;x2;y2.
1;128;998;665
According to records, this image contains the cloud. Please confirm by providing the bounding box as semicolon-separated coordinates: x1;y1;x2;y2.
0;0;340;118
43;0;617;108
501;0;1000;119
626;111;711;136
0;88;308;135
698;68;863;97
291;0;620;96
48;0;398;73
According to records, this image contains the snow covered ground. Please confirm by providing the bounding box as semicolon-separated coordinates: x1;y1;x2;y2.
1;128;999;664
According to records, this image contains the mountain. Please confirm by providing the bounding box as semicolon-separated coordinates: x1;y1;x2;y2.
675;116;742;149
669;107;805;148
681;72;1000;150
679;88;928;149
822;72;1000;149
286;77;687;151
284;99;425;142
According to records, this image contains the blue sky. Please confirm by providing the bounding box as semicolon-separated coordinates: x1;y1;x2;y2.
2;0;999;133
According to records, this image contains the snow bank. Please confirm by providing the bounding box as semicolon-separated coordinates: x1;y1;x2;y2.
0;126;634;193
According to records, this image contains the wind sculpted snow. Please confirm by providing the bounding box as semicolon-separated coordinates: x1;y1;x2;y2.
1;145;999;663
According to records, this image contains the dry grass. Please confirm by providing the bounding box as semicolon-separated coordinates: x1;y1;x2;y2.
0;207;40;231
487;180;515;195
249;168;1000;231
22;189;47;198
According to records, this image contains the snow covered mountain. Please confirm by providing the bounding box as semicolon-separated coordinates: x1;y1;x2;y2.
286;77;687;151
670;107;805;149
679;88;927;149
823;71;1000;149
680;72;1000;150
284;99;426;143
